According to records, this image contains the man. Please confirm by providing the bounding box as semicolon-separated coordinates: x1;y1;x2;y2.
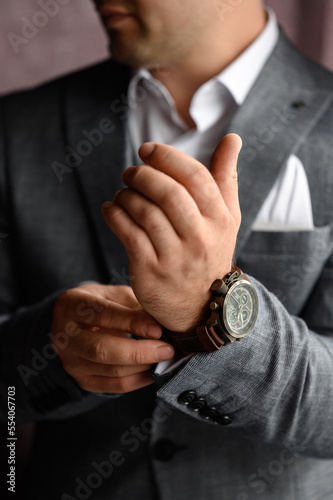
1;0;333;499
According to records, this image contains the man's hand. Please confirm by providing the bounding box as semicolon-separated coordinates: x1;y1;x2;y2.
101;134;242;333
50;284;174;394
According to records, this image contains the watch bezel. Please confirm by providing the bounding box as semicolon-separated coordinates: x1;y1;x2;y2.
222;279;258;338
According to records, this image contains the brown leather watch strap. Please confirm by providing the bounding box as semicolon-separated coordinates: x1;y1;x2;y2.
196;325;226;352
161;325;226;355
161;329;205;355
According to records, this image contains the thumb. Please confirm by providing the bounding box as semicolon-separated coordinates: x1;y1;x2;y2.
209;133;242;221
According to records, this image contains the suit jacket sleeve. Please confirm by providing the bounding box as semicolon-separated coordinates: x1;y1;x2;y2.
156;55;333;460
0;99;116;423
156;247;333;460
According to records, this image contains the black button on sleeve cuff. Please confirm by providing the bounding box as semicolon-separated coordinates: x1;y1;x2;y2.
178;390;233;425
177;390;197;405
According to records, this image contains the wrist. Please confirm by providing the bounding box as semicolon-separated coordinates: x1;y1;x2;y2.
162;266;258;354
164;264;234;334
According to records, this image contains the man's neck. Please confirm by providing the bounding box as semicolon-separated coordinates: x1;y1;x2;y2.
150;3;267;129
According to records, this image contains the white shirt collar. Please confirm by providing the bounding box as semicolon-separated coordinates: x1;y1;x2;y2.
128;8;279;113
218;8;279;105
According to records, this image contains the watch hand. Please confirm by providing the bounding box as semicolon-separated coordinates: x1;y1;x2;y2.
238;306;245;326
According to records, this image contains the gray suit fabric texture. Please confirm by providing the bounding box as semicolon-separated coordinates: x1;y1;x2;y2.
0;31;333;500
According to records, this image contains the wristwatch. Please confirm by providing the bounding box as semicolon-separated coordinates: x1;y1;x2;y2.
162;266;258;354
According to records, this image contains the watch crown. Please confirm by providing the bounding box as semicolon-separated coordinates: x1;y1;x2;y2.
210;301;219;311
211;279;228;296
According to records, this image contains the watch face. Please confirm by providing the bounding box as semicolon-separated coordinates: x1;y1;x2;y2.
223;280;258;337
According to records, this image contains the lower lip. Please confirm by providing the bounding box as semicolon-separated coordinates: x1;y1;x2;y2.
104;14;133;27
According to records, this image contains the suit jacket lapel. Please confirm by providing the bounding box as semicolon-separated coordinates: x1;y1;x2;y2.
64;60;132;282
226;32;333;258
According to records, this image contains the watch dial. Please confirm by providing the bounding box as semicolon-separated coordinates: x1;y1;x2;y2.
223;281;258;336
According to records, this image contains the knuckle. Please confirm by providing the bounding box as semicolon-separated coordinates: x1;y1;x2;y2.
102;301;114;325
94;300;114;329
186;238;209;264
231;170;239;183
201;180;220;201
116;376;132;394
191;163;205;179
219;211;231;226
64;320;81;337
110;365;124;378
89;340;108;363
128;315;139;334
184;206;200;224
125;232;142;255
131;346;145;365
141;206;164;233
121;287;139;308
161;185;183;209
117;285;133;298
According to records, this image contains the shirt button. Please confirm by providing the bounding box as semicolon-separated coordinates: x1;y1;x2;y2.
153;439;176;461
199;406;218;420
189;397;207;412
177;390;197;405
214;414;232;426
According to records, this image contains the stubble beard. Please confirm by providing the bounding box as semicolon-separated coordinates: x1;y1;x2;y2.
107;27;186;70
109;35;154;68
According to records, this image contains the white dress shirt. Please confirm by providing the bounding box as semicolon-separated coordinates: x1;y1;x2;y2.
127;8;314;232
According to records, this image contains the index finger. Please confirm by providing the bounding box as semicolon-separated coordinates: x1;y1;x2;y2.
136;142;222;216
71;331;175;365
71;297;162;339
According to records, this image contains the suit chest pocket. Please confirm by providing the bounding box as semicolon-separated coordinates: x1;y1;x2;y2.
237;225;333;316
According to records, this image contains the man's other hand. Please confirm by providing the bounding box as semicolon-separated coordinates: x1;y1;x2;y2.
102;134;242;333
50;284;174;394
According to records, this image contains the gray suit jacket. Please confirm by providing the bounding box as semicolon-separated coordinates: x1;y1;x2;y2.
1;32;333;499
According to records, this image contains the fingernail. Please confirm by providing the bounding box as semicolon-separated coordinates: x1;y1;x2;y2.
102;201;113;210
113;190;122;201
139;142;155;158
155;345;174;362
144;323;162;338
122;166;136;183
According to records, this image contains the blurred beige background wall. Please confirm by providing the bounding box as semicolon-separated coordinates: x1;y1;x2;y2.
0;0;109;95
0;0;333;95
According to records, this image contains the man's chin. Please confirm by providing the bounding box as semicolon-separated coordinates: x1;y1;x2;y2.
108;41;152;69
